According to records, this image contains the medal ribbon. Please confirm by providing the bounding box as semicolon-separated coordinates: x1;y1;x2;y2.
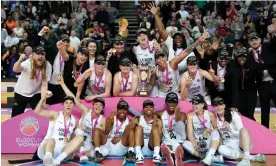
188;71;196;80
141;41;154;53
59;54;63;72
35;70;41;81
168;114;175;132
160;64;169;85
64;115;72;139
196;112;207;129
253;47;262;63
91;114;100;135
122;75;129;92
115;117;125;136
93;72;104;94
218;66;226;80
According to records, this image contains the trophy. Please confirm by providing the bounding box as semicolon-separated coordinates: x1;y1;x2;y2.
133;65;153;96
197;137;208;159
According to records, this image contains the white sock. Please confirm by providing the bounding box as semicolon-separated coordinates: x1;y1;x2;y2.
135;146;142;155
128;147;134;152
45;152;53;157
249;155;255;161
79;146;85;153
56;152;67;162
95;147;100;152
154;146;160;156
243;151;250;159
207;148;216;157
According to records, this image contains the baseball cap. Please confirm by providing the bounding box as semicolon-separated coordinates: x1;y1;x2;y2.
94;55;106;64
137;28;148;37
191;94;205;104
187;56;197;65
78;47;89;57
119;57;131;66
218;50;229;59
155;51;166;60
34;46;46;55
61;34;70;42
117;100;129;110
143;99;154;108
93;97;105;107
248;32;260;41
114;34;124;44
165;92;179;103
213;97;225;106
237;48;247;57
173;31;184;39
63;96;75;104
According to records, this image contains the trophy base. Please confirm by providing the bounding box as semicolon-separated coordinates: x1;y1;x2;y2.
138;91;148;97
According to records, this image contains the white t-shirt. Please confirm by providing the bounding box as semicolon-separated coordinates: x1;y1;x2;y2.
70;36;80;51
15;59;52;97
49;53;64;85
13;27;24;38
179;10;189;19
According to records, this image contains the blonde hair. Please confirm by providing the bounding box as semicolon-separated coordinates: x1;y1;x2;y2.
30;56;47;81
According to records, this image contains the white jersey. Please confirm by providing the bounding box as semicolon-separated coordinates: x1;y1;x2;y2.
119;71;133;93
156;63;180;97
192;110;212;141
86;70;106;96
136;41;155;67
139;115;153;141
107;116;129;139
42;121;55;141
89;57;95;68
49;53;64;85
161;111;180;144
81;109;103;141
216;111;242;143
174;48;195;74
184;70;208;101
51;112;76;140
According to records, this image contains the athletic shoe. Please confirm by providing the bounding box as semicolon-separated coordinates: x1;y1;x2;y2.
237;159;251;166
126;151;136;163
212;154;224;163
161;145;174;166
135;154;144;164
94;151;104;163
79;151;89;163
253;154;266;163
43;153;53;166
175;145;184;166
52;159;61;166
152;154;162;163
201;155;212;166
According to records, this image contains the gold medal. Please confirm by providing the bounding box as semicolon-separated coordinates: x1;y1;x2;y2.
220;78;225;83
64;137;69;142
74;82;78;87
203;130;209;137
188;76;193;81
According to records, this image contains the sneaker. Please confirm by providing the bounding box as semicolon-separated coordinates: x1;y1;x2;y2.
43;153;53;166
212;154;224;163
201;155;212;166
237;159;251;166
135;154;144;164
152;154;162;163
79;151;89;163
161;145;174;166
126;151;136;163
253;154;266;163
94;151;104;163
175;146;184;166
52;159;61;166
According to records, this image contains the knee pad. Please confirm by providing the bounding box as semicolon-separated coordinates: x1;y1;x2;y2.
182;141;194;155
211;130;220;141
75;128;84;136
218;145;240;160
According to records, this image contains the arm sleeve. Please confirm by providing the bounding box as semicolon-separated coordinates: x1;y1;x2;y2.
128;106;142;116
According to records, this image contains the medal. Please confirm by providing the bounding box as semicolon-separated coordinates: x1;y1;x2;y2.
188;76;193;81
64;137;69;142
220;78;225;83
203;130;209;137
74;82;78;87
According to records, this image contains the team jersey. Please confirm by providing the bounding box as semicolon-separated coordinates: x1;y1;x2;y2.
107;116;129;139
119;71;133;93
86;70;106;96
136;41;155;67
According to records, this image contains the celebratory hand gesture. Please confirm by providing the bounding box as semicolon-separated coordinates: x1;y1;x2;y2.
148;2;157;16
56;40;65;50
198;31;209;43
57;74;64;85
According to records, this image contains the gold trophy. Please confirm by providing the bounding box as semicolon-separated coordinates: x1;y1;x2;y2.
134;65;152;96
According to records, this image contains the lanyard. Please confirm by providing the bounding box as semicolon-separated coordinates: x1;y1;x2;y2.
168;113;175;132
35;70;40;82
253;48;262;63
59;55;63;72
91;114;100;134
141;41;154;53
160;64;169;85
93;72;104;93
63;115;72;138
115;117;125;136
196;111;207;129
122;75;129;92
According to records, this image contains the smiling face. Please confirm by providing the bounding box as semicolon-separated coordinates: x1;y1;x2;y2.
174;35;183;48
188;62;197;73
166;101;177;113
62;100;75;113
119;64;131;73
249;38;261;49
156;55;167;67
218;56;229;67
93;102;104;114
33;52;46;67
95;61;105;73
214;103;225;115
192;103;204;112
138;33;148;45
114;41;124;53
76;52;88;65
87;42;97;55
117;108;128;119
143;105;154;116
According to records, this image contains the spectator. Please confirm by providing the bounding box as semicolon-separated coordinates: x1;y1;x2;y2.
139;17;151;30
216;19;229;38
4;30;19;48
86;1;99;16
206;12;220;28
166;12;178;27
11;6;25;21
230;15;244;41
1;23;8;47
85;13;96;30
106;1;119;35
13;21;24;39
1;6;7;20
24;7;33;21
244;14;256;33
17;41;25;55
24;21;38;47
75;6;88;26
49;19;59;31
268;18;276;35
6;15;17;31
24;46;32;58
192;19;205;36
33;15;41;31
255;12;267;38
70;18;84;39
166;20;178;37
2;45;20;78
206;22;216;38
95;3;109;29
176;4;189;19
183;30;194;46
70;30;80;51
87;21;104;43
58;13;69;30
226;1;239;20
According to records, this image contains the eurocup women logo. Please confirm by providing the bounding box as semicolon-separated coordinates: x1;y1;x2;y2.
20;116;39;136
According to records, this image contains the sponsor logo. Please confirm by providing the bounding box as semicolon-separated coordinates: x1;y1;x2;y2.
20;116;39;136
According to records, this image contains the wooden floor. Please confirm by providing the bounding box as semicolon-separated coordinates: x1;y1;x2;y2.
1;154;276;166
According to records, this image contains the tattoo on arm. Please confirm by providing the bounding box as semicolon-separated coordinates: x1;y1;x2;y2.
184;40;200;55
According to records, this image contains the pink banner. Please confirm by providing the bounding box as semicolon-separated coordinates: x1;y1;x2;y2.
2;97;276;154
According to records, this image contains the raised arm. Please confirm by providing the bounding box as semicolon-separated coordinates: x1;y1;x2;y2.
13;54;26;73
56;40;69;61
58;74;89;115
113;72;121;97
34;91;58;119
147;69;157;95
76;68;93;84
170;32;208;70
148;2;168;41
200;69;219;82
180;73;190;100
105;111;116;135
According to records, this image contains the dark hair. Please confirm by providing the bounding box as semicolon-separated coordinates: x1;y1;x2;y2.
9;45;19;56
86;39;98;54
173;35;187;51
224;108;233;123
